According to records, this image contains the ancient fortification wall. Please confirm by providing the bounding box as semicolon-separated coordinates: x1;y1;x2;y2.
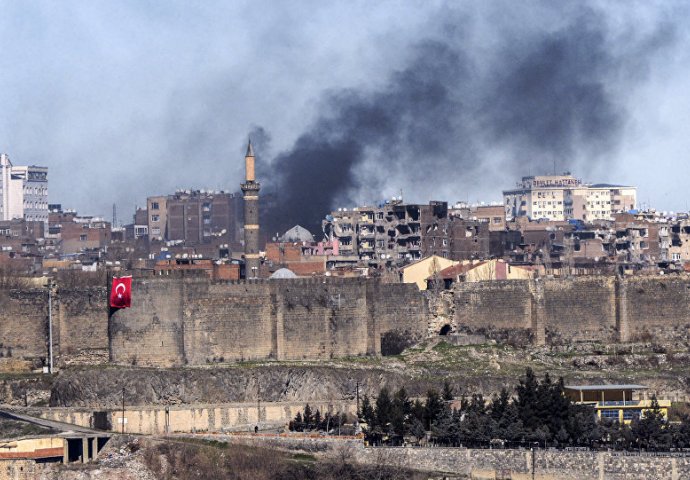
0;287;108;370
0;289;47;365
454;275;690;345
2;274;690;371
109;277;427;367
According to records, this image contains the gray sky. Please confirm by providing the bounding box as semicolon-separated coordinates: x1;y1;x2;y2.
1;1;689;227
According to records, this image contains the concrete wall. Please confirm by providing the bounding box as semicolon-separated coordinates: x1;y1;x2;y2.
37;400;357;435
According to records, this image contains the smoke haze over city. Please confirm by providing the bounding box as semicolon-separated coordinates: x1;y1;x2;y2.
1;1;689;232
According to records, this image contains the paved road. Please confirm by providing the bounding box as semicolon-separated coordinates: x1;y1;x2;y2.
0;408;104;435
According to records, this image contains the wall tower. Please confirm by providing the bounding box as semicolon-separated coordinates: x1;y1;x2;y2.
240;140;261;278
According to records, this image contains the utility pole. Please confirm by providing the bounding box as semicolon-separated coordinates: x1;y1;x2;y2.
47;280;53;374
256;378;261;432
121;387;125;434
356;381;360;415
532;445;536;480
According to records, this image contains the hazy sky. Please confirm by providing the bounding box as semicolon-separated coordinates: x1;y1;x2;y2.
1;1;689;227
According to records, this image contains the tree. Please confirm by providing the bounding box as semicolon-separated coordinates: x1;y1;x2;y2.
376;387;394;432
303;404;313;429
442;381;454;402
431;405;455;445
392;387;411;437
632;395;670;450
424;389;444;430
291;411;304;432
359;395;374;424
490;388;510;421
314;409;322;430
515;368;540;432
409;417;426;443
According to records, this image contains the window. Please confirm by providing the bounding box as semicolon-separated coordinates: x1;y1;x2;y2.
151;202;160;210
151;214;160;222
151;227;161;235
601;409;620;421
79;234;87;241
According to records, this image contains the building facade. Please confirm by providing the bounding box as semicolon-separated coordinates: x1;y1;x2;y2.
504;174;636;222
145;190;242;247
0;153;48;224
323;200;493;269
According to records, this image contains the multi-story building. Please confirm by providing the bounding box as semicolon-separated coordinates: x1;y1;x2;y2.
504;174;636;222
48;208;112;255
146;190;243;248
133;208;149;239
0;153;48;224
323;199;492;268
146;195;167;241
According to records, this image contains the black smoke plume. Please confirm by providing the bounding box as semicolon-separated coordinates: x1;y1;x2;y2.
258;6;673;237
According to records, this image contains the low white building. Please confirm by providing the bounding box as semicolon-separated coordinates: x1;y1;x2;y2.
0;153;49;224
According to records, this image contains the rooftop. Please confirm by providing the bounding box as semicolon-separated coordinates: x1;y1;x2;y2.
564;384;648;391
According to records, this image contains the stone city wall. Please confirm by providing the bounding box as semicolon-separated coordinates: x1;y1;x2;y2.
454;275;690;346
109;277;427;367
0;287;107;370
2;275;690;371
353;447;690;480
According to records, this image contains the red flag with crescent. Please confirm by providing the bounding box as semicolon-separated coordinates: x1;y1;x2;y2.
110;276;132;308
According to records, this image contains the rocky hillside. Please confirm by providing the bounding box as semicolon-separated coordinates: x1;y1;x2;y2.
2;337;689;408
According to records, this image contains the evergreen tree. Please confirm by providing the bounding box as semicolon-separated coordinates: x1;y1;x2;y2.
424;389;444;430
490;388;510;421
431;404;455;445
392;387;411;437
293;411;304;432
375;387;394;432
632;395;670;450
303;404;313;429
359;395;375;426
409;417;426;443
411;399;425;426
515;368;540;432
314;409;322;430
442;381;455;401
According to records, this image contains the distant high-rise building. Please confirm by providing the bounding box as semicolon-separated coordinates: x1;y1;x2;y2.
0;153;48;224
503;174;637;222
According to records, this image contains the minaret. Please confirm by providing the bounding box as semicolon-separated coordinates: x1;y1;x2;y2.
241;140;261;278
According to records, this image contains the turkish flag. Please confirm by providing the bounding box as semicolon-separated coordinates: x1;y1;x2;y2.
110;276;132;308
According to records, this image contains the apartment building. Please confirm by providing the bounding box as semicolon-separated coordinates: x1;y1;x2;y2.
0;153;48;224
146;190;243;247
504;174;636;222
323;199;492;268
48;208;112;255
